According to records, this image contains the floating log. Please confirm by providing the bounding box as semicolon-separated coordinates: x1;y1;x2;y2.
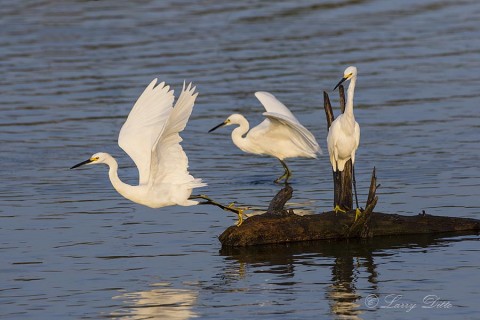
220;208;480;247
219;182;480;246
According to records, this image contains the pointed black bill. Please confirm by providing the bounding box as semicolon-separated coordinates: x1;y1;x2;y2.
70;158;93;169
334;77;347;91
208;121;226;133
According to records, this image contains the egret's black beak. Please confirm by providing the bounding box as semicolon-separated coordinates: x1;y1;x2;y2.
70;158;93;169
208;121;226;133
334;77;348;91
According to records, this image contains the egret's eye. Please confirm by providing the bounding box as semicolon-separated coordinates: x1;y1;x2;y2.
92;157;99;161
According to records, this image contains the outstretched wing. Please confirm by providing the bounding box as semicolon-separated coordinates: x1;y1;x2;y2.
255;91;299;123
255;91;321;156
118;79;175;185
263;112;322;156
149;82;205;188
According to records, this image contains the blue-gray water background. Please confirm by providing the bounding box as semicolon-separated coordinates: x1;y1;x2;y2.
1;0;479;319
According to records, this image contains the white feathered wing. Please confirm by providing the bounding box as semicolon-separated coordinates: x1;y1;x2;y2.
149;82;206;190
118;79;174;185
255;91;322;157
118;79;205;192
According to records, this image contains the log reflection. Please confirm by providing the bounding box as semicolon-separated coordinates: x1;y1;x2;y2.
221;232;470;318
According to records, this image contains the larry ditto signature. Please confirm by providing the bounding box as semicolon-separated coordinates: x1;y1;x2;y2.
364;294;453;312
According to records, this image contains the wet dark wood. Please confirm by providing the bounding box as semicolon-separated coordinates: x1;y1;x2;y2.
219;170;370;246
347;168;378;238
219;209;480;247
323;91;334;128
339;84;346;113
266;183;293;216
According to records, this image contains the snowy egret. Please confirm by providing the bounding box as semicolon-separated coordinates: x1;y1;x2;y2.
327;66;361;217
209;91;321;183
71;79;245;225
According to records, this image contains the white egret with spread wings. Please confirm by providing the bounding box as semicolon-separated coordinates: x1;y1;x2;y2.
71;79;245;225
209;92;321;183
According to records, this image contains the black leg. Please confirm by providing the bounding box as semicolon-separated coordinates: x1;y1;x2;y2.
352;164;362;221
190;194;232;212
333;169;339;209
333;164;346;213
352;164;359;210
190;194;245;226
275;159;291;184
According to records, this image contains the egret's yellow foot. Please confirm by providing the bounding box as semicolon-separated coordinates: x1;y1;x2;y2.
334;205;346;213
275;160;291;184
193;195;245;226
354;208;362;221
274;173;288;184
227;202;244;227
235;209;244;227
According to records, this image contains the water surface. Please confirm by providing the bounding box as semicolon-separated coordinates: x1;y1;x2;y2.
1;0;479;319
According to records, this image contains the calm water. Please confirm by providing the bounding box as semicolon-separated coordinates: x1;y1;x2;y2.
1;0;480;319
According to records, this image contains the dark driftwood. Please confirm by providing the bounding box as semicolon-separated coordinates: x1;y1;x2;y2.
323;91;334;128
219;208;480;247
219;169;480;247
339;85;346;114
266;183;293;215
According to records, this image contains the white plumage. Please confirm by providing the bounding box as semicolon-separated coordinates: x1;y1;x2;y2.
209;91;321;183
327;66;361;215
71;79;206;208
327;66;360;172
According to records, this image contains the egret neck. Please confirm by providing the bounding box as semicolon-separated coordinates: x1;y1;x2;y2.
103;154;132;199
344;73;357;129
230;115;251;153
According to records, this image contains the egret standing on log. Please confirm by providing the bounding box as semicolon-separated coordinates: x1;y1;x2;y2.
209;91;321;183
327;66;361;218
71;79;245;225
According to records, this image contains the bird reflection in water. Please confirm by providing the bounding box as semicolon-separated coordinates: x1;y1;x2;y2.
221;233;465;318
326;243;378;319
111;283;198;320
221;242;367;318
